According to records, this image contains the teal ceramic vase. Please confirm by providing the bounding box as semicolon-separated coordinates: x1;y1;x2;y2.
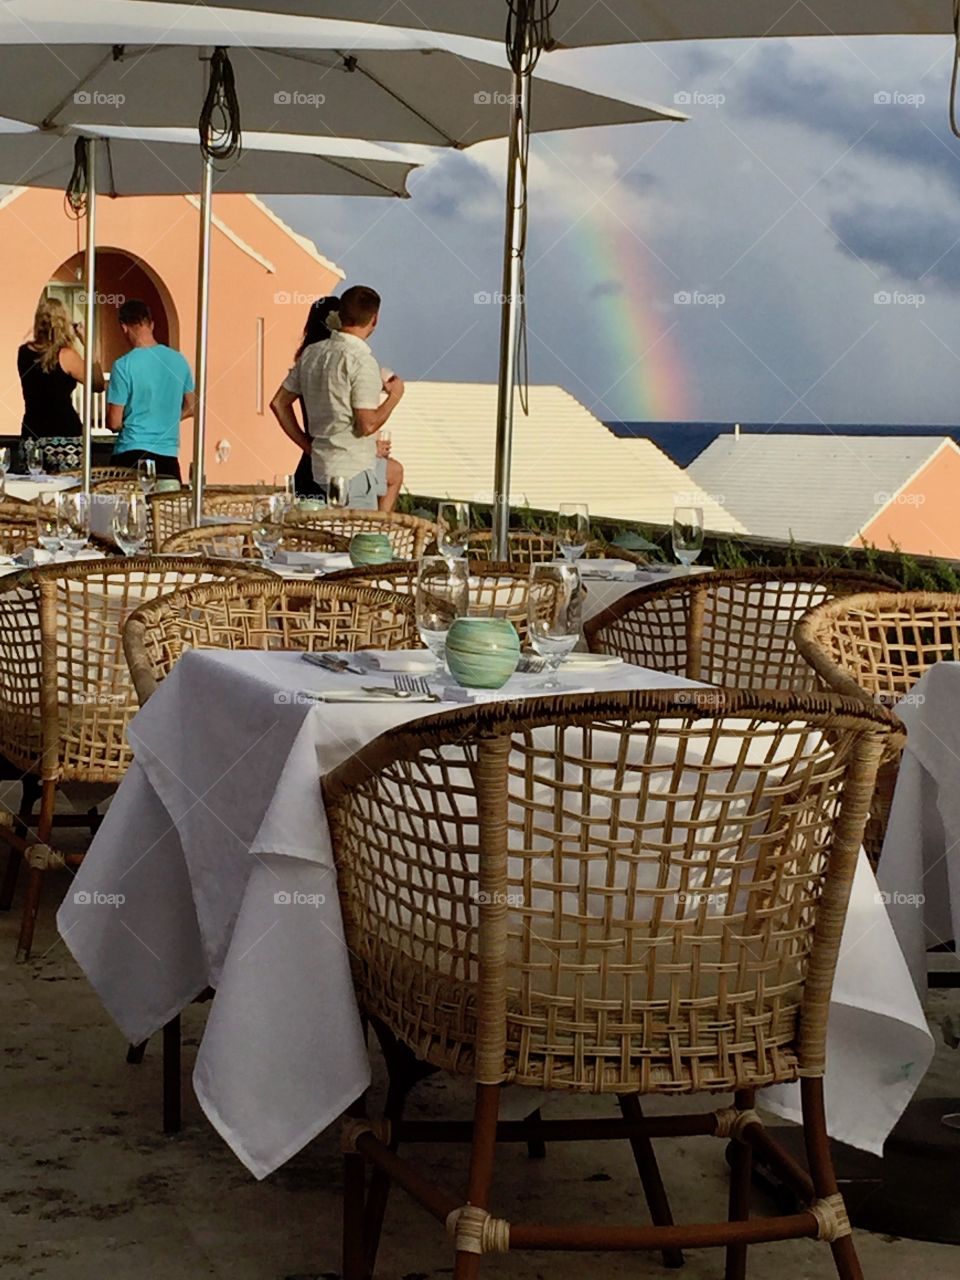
445;618;520;689
349;532;394;567
297;498;326;513
153;478;181;494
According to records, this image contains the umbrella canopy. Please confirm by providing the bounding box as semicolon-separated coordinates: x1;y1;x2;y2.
0;123;418;197
0;2;683;140
112;0;955;45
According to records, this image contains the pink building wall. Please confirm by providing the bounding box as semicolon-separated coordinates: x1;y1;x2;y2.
0;187;341;482
859;443;960;559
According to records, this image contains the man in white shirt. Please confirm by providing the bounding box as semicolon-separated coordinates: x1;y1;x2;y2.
270;285;404;509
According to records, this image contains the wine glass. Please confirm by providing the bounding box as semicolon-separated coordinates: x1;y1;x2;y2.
23;439;43;479
36;493;62;553
59;492;91;555
672;506;705;569
527;563;583;689
415;555;469;667
557;503;589;561
251;495;287;563
112;495;149;557
326;476;349;509
437;501;471;560
0;446;10;495
136;458;157;496
273;473;296;504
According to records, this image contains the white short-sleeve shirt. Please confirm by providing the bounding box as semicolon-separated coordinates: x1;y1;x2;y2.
283;332;382;483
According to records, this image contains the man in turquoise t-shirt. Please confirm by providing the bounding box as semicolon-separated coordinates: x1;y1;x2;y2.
106;299;195;480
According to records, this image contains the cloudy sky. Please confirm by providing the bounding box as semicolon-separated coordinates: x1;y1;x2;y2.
270;34;960;426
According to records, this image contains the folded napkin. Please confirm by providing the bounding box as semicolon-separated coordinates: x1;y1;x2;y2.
577;558;638;577
273;550;353;571
15;548;104;567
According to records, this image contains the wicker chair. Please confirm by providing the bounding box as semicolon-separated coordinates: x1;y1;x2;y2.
159;522;348;560
796;591;960;864
147;486;287;550
585;567;899;691
0;557;266;960
324;687;892;1279
64;466;137;486
463;529;648;565
285;509;438;560
123;579;419;705
0;502;38;554
91;476;142;495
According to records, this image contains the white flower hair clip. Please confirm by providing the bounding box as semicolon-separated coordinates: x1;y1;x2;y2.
325;309;342;332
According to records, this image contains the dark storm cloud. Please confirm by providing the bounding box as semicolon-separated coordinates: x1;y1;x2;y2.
416;152;500;219
832;201;960;288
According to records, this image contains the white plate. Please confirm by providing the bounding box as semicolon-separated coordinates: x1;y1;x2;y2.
562;653;624;670
371;651;437;674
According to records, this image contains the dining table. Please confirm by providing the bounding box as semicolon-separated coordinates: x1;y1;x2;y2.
56;645;932;1181
5;473;78;503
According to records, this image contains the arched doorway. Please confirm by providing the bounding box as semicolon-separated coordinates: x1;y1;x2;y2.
46;249;179;375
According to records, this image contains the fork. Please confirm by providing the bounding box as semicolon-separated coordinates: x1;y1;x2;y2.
394;673;433;697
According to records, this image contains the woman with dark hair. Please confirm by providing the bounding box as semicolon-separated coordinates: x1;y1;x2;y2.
286;294;404;509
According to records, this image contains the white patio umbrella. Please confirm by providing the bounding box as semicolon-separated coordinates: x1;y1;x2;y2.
119;0;960;551
0;0;682;523
0;120;418;493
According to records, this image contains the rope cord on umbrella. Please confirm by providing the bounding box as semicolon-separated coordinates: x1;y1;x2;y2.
200;47;242;164
65;137;89;220
505;1;558;414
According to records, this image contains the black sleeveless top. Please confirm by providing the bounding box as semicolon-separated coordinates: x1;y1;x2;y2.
17;344;83;438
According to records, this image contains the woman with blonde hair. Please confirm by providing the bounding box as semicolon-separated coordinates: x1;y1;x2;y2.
17;297;105;472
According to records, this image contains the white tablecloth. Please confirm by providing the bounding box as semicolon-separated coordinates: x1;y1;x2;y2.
581;565;693;623
878;662;960;992
5;474;78;503
58;649;932;1178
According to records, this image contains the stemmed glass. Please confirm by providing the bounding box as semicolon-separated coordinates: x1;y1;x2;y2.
0;446;10;497
527;563;583;689
59;492;91;555
326;476;349;509
23;439;43;480
36;494;62;553
251;494;287;563
112;494;149;557
437;501;471;560
557;503;589;561
137;458;157;496
672;506;704;569
415;555;469;668
274;473;296;504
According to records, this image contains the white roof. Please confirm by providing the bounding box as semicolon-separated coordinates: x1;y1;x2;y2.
689;434;956;545
387;382;743;532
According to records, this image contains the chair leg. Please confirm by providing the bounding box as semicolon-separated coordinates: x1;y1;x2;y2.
0;775;41;911
524;1106;546;1159
801;1077;862;1280
618;1095;684;1269
126;1040;148;1065
453;1084;501;1280
162;1016;181;1134
724;1088;755;1280
16;779;56;962
342;1095;370;1280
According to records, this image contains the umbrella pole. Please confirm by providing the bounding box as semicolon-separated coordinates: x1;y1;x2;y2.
192;151;213;525
81;138;97;493
492;62;529;562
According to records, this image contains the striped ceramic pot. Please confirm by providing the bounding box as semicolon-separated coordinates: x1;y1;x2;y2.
445;617;520;689
349;532;394;567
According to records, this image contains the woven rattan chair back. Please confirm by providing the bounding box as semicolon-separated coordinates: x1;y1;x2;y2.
63;466;137;486
148;491;193;550
284;509;438;560
795;591;960;704
123;578;419;705
91;477;141;495
324;688;890;1094
585;568;899;691
464;531;648;566
0;557;264;783
159;523;348;560
0;502;39;554
201;487;283;520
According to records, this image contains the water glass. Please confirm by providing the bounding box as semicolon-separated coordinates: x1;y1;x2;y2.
326;476;349;509
251;495;287;562
23;439;43;479
557;503;589;560
273;473;296;501
59;492;91;555
137;458;157;495
437;501;471;560
36;493;62;553
415;555;469;666
672;506;705;568
527;563;583;689
112;495;149;557
0;447;10;476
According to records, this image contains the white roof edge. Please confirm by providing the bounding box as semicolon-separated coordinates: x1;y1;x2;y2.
246;194;345;279
850;435;958;546
0;185;28;212
183;194;276;273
